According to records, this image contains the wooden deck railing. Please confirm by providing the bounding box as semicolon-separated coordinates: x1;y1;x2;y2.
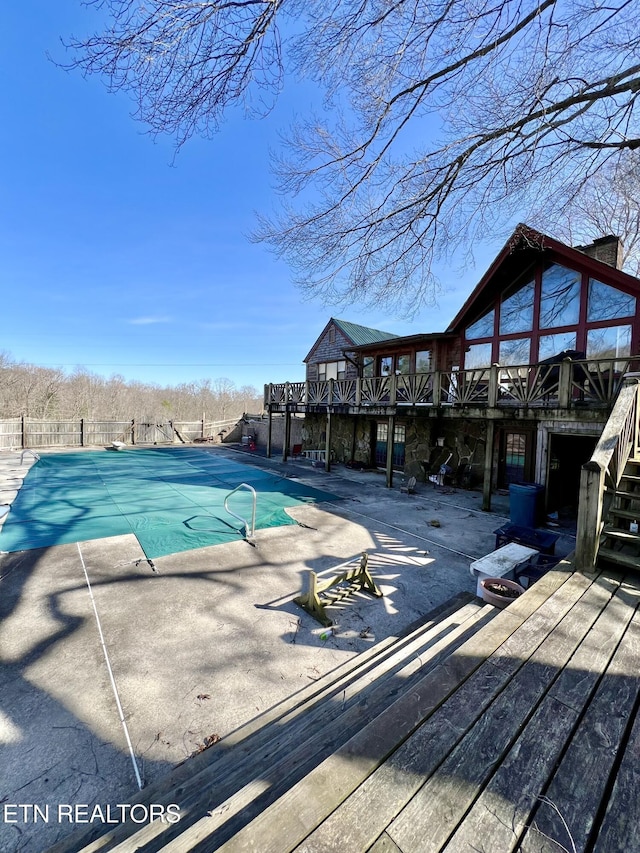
575;374;640;571
266;357;635;410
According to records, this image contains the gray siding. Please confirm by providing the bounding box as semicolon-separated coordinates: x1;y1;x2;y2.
305;321;358;380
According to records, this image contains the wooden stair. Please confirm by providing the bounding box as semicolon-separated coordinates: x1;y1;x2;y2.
48;592;498;853
598;460;640;572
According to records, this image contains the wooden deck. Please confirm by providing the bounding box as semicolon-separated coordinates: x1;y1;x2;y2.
52;564;640;853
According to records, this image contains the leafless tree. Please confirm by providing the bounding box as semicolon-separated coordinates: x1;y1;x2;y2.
0;354;263;420
538;151;640;275
64;0;640;313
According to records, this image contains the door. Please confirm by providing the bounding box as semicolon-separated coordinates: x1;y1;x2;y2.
547;433;598;516
374;422;406;469
498;429;534;487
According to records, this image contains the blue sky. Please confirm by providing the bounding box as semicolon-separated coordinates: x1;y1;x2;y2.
1;2;501;391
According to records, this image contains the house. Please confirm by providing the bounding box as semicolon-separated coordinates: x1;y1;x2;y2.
265;224;640;514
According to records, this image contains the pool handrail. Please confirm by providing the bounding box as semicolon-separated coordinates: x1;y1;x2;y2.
224;483;257;539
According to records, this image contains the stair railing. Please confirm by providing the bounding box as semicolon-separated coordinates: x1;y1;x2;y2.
576;374;640;571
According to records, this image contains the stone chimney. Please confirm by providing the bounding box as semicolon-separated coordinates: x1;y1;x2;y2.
575;235;623;269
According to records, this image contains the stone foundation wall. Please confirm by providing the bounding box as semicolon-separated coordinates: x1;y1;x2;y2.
302;414;372;463
403;418;486;484
302;413;487;485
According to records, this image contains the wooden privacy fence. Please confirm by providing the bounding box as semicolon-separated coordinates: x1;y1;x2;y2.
0;418;239;450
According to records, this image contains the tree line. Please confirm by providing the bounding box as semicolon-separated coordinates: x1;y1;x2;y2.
0;352;264;422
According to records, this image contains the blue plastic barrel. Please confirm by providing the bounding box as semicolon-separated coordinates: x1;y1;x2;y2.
509;483;539;528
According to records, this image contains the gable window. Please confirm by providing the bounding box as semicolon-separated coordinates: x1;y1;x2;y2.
540;265;581;328
587;280;636;322
500;280;534;334
466;309;495;340
460;254;638;372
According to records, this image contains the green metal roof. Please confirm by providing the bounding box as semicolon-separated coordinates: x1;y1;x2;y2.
333;318;399;346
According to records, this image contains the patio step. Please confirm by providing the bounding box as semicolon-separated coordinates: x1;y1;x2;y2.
49;592;498;853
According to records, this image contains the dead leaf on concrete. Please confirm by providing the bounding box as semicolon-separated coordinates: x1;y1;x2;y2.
190;733;221;757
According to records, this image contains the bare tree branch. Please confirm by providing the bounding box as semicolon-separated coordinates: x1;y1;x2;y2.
65;0;640;312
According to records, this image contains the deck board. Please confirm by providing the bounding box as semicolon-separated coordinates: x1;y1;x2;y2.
520;612;640;853
593;700;640;852
442;572;633;853
386;571;617;852
292;571;594;853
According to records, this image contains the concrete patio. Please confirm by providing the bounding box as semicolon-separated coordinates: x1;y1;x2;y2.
0;446;575;852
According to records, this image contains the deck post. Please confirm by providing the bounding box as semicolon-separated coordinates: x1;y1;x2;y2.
558;359;572;408
488;365;499;408
432;371;441;405
266;410;273;458
283;410;291;462
386;415;395;488
482;420;495;511
389;374;397;406
575;460;605;572
325;410;332;472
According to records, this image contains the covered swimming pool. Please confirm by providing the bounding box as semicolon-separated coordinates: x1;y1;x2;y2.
0;447;339;558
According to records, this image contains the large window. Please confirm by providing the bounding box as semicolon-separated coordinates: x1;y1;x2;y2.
538;332;578;361
540;265;581;328
586;325;632;359
318;360;346;381
499;338;531;365
465;343;492;369
588;279;636;322
462;259;638;370
466;309;495;340
500;281;534;334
